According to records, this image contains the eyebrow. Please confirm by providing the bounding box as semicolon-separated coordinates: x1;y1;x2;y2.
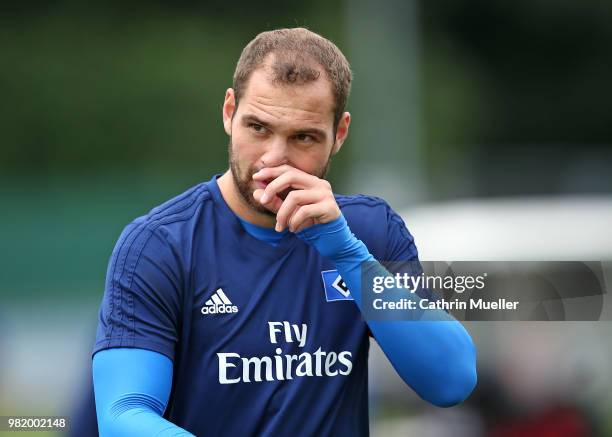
241;114;328;140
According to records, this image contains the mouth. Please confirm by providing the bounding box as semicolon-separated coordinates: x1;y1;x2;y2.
253;178;272;190
252;179;293;200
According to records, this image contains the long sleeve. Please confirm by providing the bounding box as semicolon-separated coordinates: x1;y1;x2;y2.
93;348;194;436
297;215;477;407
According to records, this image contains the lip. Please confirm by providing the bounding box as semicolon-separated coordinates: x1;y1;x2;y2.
254;179;271;190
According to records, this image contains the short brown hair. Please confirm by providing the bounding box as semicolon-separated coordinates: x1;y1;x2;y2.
233;28;352;129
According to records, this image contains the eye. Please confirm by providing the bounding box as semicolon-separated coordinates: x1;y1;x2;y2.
248;123;266;134
295;133;315;143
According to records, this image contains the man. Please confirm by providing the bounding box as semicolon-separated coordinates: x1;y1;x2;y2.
92;28;477;436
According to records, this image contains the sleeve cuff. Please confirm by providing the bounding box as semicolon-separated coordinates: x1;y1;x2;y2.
92;338;175;362
296;214;347;241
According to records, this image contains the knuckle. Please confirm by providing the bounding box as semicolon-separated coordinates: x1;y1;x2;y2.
285;190;298;201
321;190;334;201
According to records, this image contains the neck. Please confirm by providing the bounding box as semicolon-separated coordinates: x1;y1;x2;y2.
217;170;276;228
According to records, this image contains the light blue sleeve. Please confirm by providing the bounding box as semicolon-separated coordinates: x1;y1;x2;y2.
92;348;195;436
297;215;477;407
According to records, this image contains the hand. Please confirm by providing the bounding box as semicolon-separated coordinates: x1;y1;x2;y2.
252;165;341;233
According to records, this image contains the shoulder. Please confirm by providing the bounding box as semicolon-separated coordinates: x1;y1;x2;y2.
335;193;393;225
111;180;215;264
334;193;414;259
335;193;402;228
335;193;388;210
130;179;217;236
138;181;213;232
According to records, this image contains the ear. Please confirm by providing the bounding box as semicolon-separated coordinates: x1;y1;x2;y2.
331;112;350;155
222;88;236;136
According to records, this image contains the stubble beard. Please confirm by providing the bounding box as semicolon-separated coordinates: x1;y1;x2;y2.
228;136;332;218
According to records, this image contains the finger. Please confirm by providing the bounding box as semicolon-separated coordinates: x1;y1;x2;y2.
290;204;318;233
253;188;283;214
259;171;318;204
252;165;298;180
289;199;341;232
275;189;325;232
288;203;327;233
293;219;315;233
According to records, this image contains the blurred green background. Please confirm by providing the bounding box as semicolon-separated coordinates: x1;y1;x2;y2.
1;1;611;436
2;0;611;298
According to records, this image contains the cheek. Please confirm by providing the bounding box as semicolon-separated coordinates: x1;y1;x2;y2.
231;129;252;154
231;130;264;167
294;147;331;172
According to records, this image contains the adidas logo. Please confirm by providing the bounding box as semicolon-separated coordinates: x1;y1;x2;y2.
201;288;239;315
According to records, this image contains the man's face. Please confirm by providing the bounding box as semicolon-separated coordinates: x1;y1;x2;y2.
223;62;348;216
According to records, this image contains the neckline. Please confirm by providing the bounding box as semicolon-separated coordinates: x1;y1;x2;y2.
207;174;299;258
238;217;288;246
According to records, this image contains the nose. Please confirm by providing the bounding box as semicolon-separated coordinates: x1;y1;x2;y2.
259;137;289;168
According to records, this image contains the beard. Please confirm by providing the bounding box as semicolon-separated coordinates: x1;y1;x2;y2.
228;136;332;217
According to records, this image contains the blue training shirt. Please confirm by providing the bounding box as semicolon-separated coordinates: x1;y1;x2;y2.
93;174;420;436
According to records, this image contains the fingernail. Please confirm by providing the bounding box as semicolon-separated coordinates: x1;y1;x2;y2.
260;193;269;203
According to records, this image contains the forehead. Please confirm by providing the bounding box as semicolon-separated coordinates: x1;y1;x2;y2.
238;63;335;127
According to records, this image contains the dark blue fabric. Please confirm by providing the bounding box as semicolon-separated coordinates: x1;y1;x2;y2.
238;216;287;246
93;174;450;436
